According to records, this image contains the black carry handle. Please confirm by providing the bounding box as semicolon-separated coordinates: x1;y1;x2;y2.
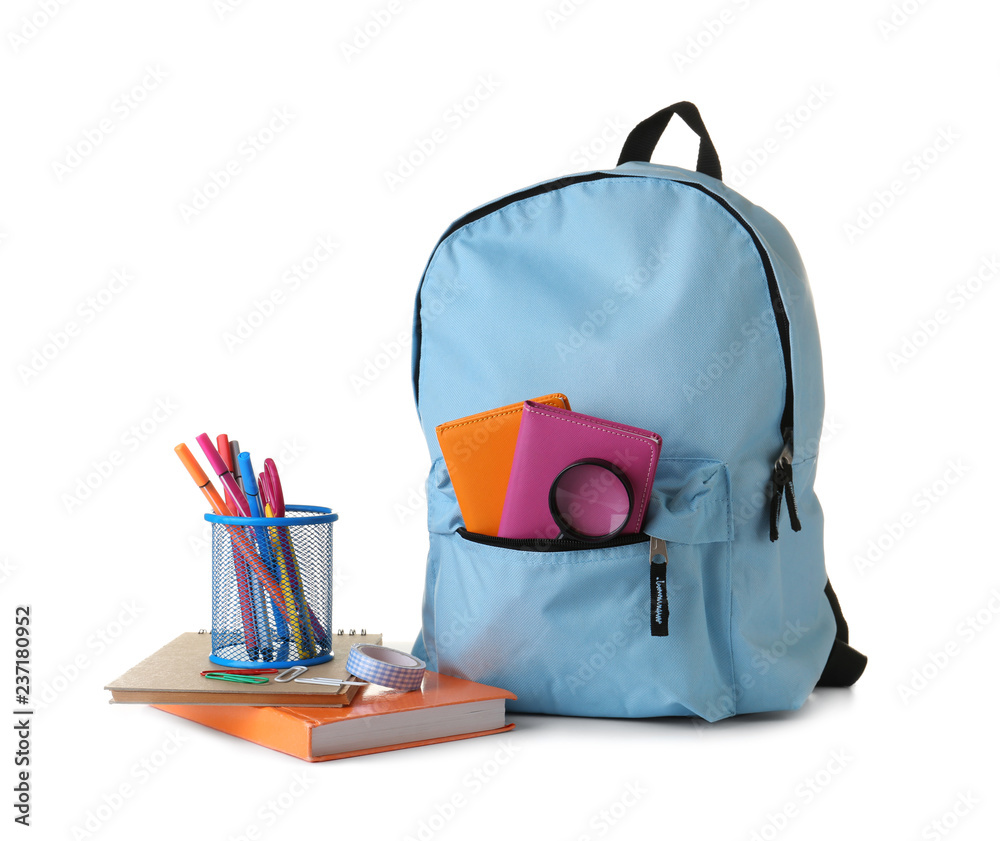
617;101;722;180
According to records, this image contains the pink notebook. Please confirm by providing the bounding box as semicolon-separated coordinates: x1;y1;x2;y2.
498;401;662;540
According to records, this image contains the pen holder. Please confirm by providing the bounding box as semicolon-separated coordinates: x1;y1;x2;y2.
205;505;338;668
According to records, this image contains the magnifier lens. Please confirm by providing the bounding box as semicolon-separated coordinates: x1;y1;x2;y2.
550;461;632;540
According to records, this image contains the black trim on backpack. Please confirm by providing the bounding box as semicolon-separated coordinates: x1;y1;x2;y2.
456;527;648;553
676;182;794;445
414;164;803;543
413;172;632;408
440;172;632;241
413;103;867;706
675;181;800;542
817;580;867;687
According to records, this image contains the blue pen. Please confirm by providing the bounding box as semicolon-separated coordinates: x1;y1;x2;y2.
247;457;316;659
239;452;291;660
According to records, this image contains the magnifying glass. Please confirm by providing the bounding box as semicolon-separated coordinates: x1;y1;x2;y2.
548;459;634;542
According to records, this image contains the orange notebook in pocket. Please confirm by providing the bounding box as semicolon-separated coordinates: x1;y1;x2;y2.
437;393;570;535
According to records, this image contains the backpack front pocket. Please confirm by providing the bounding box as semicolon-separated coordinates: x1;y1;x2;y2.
419;457;737;720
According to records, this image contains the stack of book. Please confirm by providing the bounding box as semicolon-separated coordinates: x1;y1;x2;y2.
105;632;515;762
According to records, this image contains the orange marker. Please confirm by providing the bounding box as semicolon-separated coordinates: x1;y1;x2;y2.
175;444;230;516
175;443;278;658
174;445;293;620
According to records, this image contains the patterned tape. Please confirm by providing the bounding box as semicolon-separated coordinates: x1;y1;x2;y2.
346;644;426;691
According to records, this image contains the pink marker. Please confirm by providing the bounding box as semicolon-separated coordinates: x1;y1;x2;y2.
196;433;251;517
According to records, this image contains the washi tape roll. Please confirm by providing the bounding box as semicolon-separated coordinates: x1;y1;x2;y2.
346;644;426;691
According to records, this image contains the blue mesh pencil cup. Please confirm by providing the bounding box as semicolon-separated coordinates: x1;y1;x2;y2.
205;505;337;668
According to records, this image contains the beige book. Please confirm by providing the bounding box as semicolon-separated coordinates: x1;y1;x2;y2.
105;631;382;707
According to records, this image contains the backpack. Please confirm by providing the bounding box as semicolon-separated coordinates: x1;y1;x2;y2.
409;101;866;720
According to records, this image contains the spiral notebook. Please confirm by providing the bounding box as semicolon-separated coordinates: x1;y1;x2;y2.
105;631;381;707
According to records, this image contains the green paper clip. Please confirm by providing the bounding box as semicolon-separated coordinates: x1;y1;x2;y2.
204;672;269;684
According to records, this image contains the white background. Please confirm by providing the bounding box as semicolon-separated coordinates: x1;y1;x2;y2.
3;0;998;839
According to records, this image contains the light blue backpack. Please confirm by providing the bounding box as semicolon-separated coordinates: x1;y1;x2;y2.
410;102;866;720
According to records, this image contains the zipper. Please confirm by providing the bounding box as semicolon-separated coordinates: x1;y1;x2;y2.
769;440;801;541
649;537;669;636
676;181;799;542
457;527;648;553
415;171;799;539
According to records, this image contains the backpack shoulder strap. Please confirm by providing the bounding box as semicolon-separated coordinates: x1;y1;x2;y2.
817;580;868;687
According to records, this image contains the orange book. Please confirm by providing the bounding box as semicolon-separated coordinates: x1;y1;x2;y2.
154;671;516;762
436;393;570;535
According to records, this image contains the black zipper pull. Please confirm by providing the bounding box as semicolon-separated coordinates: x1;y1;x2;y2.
649;538;669;636
769;442;802;542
